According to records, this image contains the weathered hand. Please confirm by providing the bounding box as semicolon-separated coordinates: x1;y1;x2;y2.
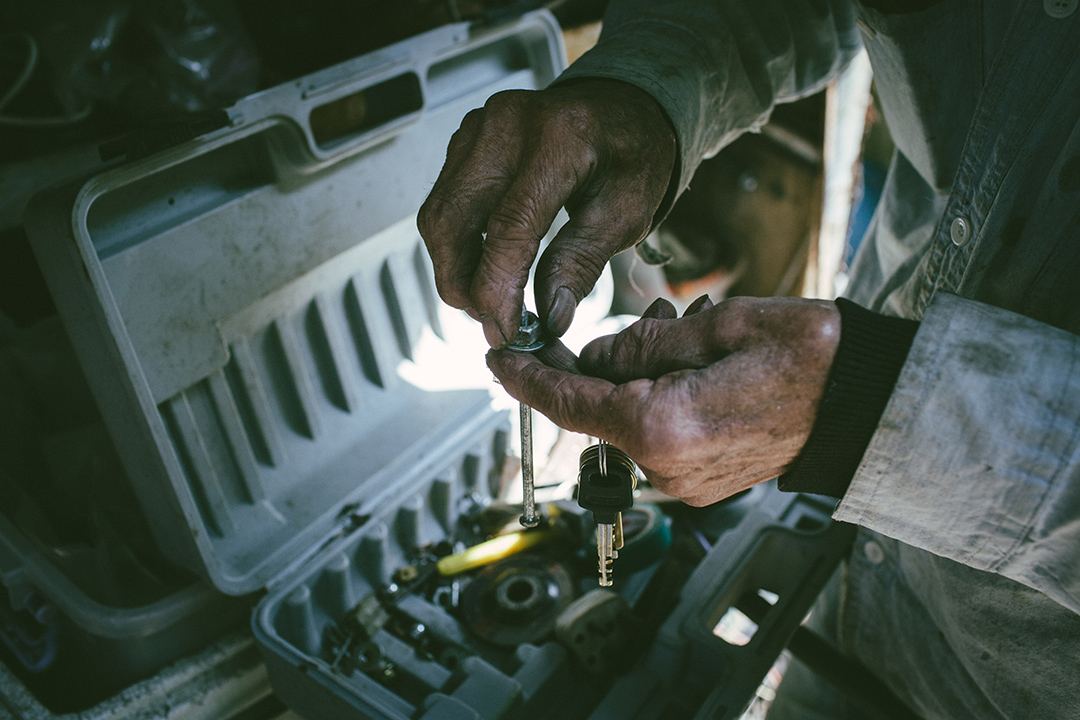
486;296;840;506
418;79;676;348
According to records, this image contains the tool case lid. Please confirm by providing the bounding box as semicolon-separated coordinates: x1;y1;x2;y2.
23;11;565;596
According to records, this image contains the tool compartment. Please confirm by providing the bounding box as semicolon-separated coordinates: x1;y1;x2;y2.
12;10;854;720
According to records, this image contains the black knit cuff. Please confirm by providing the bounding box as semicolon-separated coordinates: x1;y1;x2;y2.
779;299;919;499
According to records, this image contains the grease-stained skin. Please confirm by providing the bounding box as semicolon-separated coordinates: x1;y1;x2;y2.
489;294;839;506
418;80;675;348
419;78;842;504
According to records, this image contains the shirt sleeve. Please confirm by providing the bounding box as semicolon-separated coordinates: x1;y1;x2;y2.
556;0;863;211
780;298;919;499
835;292;1080;615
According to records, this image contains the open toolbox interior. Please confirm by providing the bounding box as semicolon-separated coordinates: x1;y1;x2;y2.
4;9;856;720
252;480;854;720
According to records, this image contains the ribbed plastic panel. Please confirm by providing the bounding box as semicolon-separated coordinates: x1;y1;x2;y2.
24;11;565;595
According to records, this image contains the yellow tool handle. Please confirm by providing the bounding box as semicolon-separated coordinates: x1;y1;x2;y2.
436;527;557;576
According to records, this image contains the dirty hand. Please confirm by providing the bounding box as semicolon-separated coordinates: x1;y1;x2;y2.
418;79;676;348
486;296;840;506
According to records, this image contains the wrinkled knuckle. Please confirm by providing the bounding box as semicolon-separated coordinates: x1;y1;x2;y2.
416;197;446;240
537;241;608;296
487;201;544;245
564;242;610;283
547;105;600;151
458;108;485;134
624;319;666;372
716;295;759;334
720;295;755;318
419;191;468;239
483;89;525;114
606;333;640;374
445;113;482;155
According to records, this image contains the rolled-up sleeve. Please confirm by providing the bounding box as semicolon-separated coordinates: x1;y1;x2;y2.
557;0;862;201
836;292;1080;615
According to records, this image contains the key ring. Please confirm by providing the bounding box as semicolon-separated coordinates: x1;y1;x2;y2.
598;438;608;477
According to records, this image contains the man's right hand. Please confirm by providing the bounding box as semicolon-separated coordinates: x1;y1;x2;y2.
417;79;676;348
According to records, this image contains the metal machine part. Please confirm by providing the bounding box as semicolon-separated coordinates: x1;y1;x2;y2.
577;442;637;586
460;555;574;648
507;307;546;529
554;590;638;676
323;594;392;674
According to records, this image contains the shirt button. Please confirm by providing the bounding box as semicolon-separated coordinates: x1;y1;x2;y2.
864;540;885;565
950;216;972;246
1045;0;1077;18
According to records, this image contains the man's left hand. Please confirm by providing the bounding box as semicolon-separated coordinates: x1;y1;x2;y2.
487;296;841;506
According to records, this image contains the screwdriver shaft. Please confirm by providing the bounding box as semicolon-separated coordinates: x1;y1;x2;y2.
519;402;540;527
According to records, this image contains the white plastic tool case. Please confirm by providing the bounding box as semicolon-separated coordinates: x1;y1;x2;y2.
18;10;853;719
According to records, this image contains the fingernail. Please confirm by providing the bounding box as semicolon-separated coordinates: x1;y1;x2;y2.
481;315;507;348
643;297;677;320
547;287;576;336
684;294;713;316
463;307;481;321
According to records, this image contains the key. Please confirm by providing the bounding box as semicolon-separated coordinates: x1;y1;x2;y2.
577;440;637;586
507;306;545;528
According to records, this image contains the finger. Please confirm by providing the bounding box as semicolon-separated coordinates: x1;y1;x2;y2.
418;106;521;313
533;187;657;337
470;124;591;347
578;312;720;382
683;294;713;316
584;297;835;381
534;336;583;375
530;85;675;336
487;348;643;440
572;297;674;378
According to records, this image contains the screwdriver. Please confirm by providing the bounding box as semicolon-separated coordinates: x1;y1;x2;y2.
507;306;545;528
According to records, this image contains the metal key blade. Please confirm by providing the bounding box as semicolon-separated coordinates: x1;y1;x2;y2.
597;523;614;586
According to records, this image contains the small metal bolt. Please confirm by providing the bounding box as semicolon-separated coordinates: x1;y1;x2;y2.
508;307;545;352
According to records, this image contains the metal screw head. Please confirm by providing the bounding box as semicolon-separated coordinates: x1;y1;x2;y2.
519;512;541;528
508;308;545;352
